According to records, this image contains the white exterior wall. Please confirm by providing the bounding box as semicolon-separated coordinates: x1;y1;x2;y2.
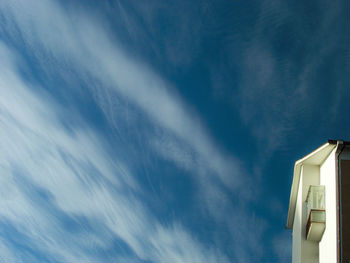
292;165;320;263
293;173;302;263
301;165;320;262
319;149;337;263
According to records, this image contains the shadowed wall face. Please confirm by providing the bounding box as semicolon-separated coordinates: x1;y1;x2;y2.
341;160;350;262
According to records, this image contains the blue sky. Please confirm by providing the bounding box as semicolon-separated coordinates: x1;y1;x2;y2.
0;0;350;262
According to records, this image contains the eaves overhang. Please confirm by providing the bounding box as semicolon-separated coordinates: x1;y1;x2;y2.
286;141;338;229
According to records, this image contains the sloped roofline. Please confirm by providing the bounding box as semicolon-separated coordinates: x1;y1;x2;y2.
286;141;338;229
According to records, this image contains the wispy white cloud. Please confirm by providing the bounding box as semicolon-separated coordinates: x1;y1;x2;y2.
0;0;269;261
114;0;205;68
272;232;292;263
0;237;16;263
0;42;232;262
210;0;347;159
1;0;245;191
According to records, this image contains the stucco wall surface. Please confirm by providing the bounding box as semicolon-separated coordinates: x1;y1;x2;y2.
319;149;337;263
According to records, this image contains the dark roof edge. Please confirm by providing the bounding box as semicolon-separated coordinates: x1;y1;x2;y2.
328;139;350;145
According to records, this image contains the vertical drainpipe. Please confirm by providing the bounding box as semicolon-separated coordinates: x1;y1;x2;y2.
335;140;345;263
